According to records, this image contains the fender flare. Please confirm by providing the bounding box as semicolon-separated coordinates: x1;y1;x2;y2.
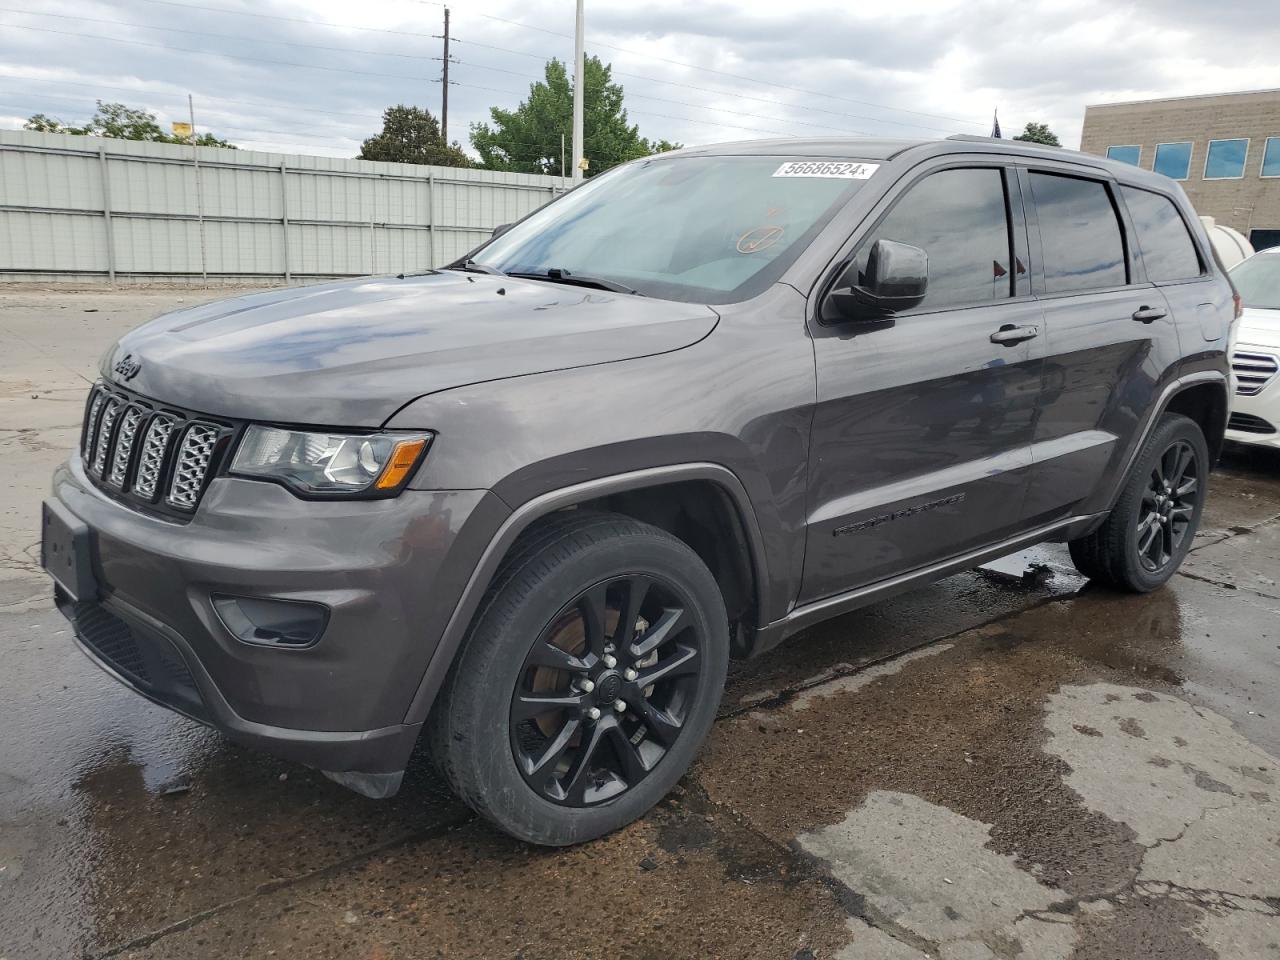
1101;370;1229;513
402;462;770;724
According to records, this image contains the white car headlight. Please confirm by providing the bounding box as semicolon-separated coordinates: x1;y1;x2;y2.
231;426;430;497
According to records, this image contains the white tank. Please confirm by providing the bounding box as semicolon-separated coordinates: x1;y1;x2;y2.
1199;216;1254;269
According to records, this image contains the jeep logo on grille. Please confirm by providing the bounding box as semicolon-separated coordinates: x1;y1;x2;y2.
113;354;142;381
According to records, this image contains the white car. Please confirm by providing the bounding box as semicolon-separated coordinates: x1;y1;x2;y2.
1228;248;1280;449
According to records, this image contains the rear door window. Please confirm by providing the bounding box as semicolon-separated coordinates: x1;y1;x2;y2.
1121;186;1203;282
1029;172;1128;293
851;167;1014;312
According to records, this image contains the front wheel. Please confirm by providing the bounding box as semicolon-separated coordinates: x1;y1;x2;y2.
428;512;729;846
1069;412;1209;592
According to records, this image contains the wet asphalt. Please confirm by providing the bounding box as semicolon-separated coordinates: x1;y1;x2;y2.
1;288;1278;960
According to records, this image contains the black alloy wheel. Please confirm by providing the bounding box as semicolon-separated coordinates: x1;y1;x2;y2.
510;574;703;806
1135;439;1199;574
1068;412;1209;593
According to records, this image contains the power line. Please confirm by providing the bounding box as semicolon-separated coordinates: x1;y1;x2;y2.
414;0;984;127
2;8;919;138
0;82;701;155
129;0;441;40
0;22;826;141
0;21;441;82
0;7;433;61
450;59;878;137
451;36;953;135
121;0;981;130
0;72;389;123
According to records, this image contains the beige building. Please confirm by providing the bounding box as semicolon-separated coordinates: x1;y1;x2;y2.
1080;88;1280;250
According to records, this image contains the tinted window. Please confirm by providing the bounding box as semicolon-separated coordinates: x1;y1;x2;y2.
1205;139;1248;179
852;168;1012;312
1030;172;1127;293
1263;137;1280;178
1122;187;1202;282
1154;142;1193;180
1107;145;1141;166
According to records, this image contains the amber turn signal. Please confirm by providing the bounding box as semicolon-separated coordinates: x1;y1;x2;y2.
375;437;429;490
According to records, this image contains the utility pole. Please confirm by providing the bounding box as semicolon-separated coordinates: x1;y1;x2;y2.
571;0;584;183
441;7;450;143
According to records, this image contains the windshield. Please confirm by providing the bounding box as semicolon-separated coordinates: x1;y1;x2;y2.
1231;252;1280;310
470;155;878;303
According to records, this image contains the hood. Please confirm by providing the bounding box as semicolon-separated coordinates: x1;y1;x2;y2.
1235;306;1280;351
104;272;719;426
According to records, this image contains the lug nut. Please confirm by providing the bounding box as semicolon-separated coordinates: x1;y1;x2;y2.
624;668;638;681
613;699;627;712
603;654;617;668
579;679;595;693
586;707;601;720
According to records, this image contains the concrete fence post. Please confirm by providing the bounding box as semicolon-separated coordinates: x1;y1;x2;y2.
426;171;436;269
280;161;291;284
97;144;116;285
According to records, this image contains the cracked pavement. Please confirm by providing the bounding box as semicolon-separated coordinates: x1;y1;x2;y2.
1;287;1279;959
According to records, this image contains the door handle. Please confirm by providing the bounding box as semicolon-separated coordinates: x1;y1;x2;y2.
1131;305;1168;323
990;324;1039;346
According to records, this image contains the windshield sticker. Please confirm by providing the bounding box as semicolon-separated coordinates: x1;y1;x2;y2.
737;225;785;254
772;161;879;179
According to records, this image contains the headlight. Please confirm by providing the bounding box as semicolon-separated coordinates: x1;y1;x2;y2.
230;426;430;497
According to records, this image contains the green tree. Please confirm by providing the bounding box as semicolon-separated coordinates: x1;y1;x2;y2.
470;56;681;176
1012;122;1061;147
358;104;471;167
24;101;236;147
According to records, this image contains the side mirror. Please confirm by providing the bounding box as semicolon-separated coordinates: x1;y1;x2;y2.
823;239;928;323
491;223;513;239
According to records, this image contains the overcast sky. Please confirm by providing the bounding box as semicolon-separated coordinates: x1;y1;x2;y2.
2;0;1278;161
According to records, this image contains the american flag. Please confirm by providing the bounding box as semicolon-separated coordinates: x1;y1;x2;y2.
991;109;1002;138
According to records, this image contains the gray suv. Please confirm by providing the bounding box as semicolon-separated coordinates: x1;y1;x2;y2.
41;136;1235;845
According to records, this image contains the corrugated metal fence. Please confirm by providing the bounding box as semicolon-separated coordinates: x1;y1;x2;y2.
0;130;565;284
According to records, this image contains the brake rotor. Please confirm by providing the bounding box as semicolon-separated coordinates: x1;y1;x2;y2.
529;608;620;736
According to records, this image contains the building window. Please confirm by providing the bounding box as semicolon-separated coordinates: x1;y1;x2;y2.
1263;138;1280;178
1204;139;1249;179
1153;142;1193;180
1107;145;1141;166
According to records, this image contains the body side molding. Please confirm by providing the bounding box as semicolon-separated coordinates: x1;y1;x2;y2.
749;513;1103;657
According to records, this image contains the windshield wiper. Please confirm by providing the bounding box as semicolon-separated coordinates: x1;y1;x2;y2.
507;267;641;296
456;259;506;276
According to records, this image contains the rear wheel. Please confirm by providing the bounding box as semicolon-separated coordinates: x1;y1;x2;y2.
428;512;729;845
1069;413;1208;592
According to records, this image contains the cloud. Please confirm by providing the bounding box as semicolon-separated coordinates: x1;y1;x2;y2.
0;0;1278;157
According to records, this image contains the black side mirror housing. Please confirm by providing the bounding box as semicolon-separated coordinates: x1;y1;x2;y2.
491;223;513;239
823;239;929;323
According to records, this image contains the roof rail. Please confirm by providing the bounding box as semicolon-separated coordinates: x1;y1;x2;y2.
946;134;1001;143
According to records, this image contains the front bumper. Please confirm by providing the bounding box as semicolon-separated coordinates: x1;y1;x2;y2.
1228;342;1280;449
48;454;508;789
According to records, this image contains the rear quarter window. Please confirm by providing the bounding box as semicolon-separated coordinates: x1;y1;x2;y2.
1121;186;1203;283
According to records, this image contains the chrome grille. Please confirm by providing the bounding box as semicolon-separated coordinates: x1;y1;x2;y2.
78;383;227;517
167;423;220;510
82;390;106;460
90;398;121;476
108;406;145;487
1232;351;1279;397
133;415;175;499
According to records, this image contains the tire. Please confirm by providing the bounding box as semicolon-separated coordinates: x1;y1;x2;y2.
427;511;730;846
1069;413;1209;592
